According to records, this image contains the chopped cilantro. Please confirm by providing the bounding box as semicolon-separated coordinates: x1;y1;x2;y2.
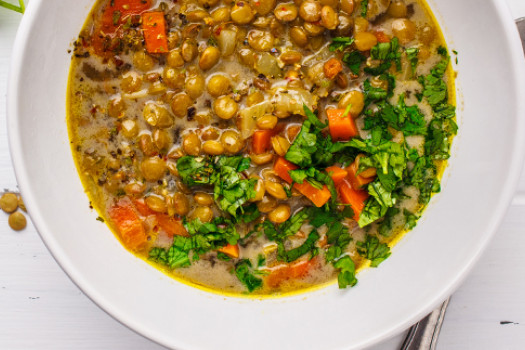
364;79;388;104
437;46;448;57
277;231;320;263
325;221;352;262
217;252;232;261
177;156;214;186
284;119;319;167
365;38;401;75
334;256;358;288
237;203;260;224
329;37;354;52
378;207;401;236
406;47;419;74
256;254;266;267
278;208;310;239
177;156;256;217
364;94;427;138
361;0;368;17
342;51;366;75
420;55;450;107
235;259;263;292
357;235;391;267
403;209;419;230
148;236;192;269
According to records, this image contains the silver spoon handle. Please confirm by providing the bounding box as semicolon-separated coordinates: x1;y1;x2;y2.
400;298;450;350
517;17;525;52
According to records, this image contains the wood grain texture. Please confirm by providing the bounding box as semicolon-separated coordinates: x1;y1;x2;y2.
0;2;524;350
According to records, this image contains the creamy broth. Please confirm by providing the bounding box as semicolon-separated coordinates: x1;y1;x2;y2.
68;0;456;295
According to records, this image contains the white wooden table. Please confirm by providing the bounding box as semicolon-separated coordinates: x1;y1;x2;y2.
1;2;525;349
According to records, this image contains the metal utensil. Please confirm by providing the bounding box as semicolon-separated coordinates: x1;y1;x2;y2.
400;298;450;350
517;17;525;52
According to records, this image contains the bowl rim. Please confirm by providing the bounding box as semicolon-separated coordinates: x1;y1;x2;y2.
7;0;525;349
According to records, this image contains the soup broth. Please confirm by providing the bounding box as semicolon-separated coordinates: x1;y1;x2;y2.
68;0;456;295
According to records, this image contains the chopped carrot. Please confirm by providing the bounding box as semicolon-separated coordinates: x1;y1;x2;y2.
100;0;152;31
133;198;155;217
265;257;317;288
326;108;359;141
338;179;369;221
323;58;343;80
93;0;152;56
273;157;331;207
157;214;189;237
217;244;240;259
375;31;391;43
110;0;153;16
108;201;148;251
325;166;348;186
273;156;298;183
142;12;169;54
294;181;332;208
347;161;374;190
252;130;274;154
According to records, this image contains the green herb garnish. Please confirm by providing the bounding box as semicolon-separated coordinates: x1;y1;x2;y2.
357;235;391;267
329;37;355;52
235;259;263;292
0;0;25;13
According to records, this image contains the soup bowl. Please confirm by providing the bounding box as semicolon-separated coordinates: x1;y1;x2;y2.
7;0;525;349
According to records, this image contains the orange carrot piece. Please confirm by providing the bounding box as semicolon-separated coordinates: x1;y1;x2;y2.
265;257;317;288
133;198;155;217
99;0;152;34
108;202;148;251
142;12;169;54
375;31;391;43
157;214;189;237
326;108;359;141
252;130;274;154
111;0;152;16
338;179;369;221
323;58;343;80
217;244;240;259
274;157;331;207
325;166;348;186
294;182;332;208
273;156;298;183
94;0;153;56
347;161;374;190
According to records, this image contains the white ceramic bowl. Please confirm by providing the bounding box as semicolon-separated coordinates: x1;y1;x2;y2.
7;0;525;349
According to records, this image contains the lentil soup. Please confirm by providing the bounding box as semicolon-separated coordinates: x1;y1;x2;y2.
68;0;456;296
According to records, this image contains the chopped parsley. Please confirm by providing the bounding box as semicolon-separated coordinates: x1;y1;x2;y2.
334;256;358;288
329;37;354;52
365;38;401;75
403;209;419;230
278;231;320;263
406;47;420;74
342;51;367;75
149;217;240;271
235;259;263;292
357;235;391;267
361;0;368;17
177;156;256;217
